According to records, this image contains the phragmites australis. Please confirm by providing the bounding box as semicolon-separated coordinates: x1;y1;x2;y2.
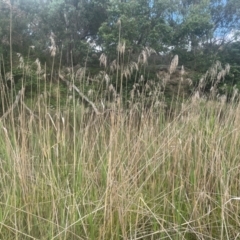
49;32;56;57
117;40;126;55
99;53;107;68
138;47;156;65
169;55;179;75
34;58;41;74
16;53;24;69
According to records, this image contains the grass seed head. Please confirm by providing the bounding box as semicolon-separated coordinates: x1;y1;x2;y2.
186;78;193;86
75;67;85;81
49;32;56;57
219;94;227;104
169;55;179;75
225;63;230;74
34;58;41;74
117;40;126;55
17;53;24;69
181;65;185;75
5;72;14;83
231;85;239;102
99;53;107;68
123;66;131;78
110;59;118;72
138;49;148;65
192;91;200;103
88;89;93;97
138;47;156;65
104;73;110;85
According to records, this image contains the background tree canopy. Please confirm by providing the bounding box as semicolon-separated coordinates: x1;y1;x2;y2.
0;0;240;82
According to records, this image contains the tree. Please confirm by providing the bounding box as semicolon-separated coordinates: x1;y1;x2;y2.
23;0;109;65
0;0;33;57
0;0;109;66
98;0;174;58
1;0;240;71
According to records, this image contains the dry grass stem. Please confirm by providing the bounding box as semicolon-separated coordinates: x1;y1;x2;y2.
59;73;100;115
0;87;25;120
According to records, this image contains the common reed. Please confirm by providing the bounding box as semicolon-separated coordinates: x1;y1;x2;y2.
0;40;239;240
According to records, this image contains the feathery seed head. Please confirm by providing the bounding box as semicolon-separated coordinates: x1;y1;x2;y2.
110;59;118;72
219;95;227;104
75;67;85;81
108;84;117;98
17;53;24;69
138;49;148;65
138;47;156;65
198;76;206;90
122;61;138;79
225;63;230;74
139;75;144;82
117;40;126;54
145;83;150;90
192;91;200;103
231;85;239;102
130;89;135;100
217;70;225;82
5;72;14;83
123;66;131;79
129;61;138;72
104;73;110;85
88;89;93;97
99;53;107;68
117;18;121;26
180;65;185;75
108;84;115;92
34;58;41;74
186;78;193;86
49;32;56;57
169;55;178;74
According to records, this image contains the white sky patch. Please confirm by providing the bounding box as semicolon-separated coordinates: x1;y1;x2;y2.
87;38;102;52
213;29;240;45
225;30;240;42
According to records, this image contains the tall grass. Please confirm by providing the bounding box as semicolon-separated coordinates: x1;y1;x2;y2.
0;76;240;239
0;26;240;239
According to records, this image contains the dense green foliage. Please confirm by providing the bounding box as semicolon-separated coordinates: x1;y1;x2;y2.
0;0;239;65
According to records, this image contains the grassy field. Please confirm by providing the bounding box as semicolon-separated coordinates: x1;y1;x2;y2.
0;92;240;239
0;49;240;239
